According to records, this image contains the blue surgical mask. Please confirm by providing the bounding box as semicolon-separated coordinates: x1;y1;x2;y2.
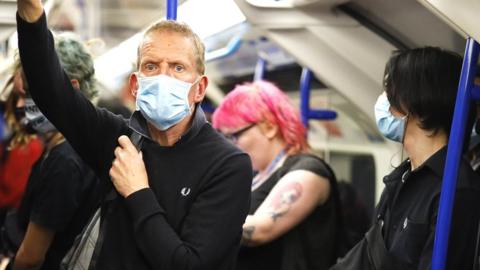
374;94;407;142
135;74;200;131
25;97;57;134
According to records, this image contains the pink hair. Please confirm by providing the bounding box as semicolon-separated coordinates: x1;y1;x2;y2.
212;80;309;154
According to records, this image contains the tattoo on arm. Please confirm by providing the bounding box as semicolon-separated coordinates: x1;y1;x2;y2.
266;182;302;221
242;226;255;245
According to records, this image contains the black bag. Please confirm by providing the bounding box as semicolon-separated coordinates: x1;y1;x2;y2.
60;208;100;270
331;193;411;270
331;220;411;270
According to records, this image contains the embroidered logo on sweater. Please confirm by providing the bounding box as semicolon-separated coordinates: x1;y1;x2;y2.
181;187;191;196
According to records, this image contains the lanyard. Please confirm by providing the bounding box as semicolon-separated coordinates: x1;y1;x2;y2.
251;149;286;190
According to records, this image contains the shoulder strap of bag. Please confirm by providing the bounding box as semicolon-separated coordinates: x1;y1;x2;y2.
61;131;144;270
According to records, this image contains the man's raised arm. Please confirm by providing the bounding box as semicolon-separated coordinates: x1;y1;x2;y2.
17;0;43;23
16;0;128;177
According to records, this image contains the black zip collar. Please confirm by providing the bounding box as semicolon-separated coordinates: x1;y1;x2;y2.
128;105;207;147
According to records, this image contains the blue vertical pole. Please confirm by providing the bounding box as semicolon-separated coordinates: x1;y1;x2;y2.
254;58;267;81
300;68;312;127
432;37;479;270
166;0;177;20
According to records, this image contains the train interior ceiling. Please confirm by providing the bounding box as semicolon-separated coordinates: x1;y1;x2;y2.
0;0;477;218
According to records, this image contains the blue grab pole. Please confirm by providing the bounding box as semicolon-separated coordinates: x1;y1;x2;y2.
432;38;480;270
300;68;312;127
300;68;337;127
309;110;337;120
254;58;267;81
166;0;177;20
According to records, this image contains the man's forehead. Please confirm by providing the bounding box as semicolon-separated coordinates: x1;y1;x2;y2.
139;32;197;60
142;30;191;46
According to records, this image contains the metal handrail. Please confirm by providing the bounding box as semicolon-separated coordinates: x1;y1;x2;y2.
205;35;243;62
254;57;267;81
299;68;337;127
432;37;479;270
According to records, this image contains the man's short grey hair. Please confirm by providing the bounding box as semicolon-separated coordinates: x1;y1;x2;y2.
55;33;97;100
137;20;206;75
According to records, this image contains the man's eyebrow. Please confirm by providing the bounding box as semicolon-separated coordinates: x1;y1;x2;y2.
140;57;191;66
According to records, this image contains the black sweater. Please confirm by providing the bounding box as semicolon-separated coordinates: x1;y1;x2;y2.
17;12;252;270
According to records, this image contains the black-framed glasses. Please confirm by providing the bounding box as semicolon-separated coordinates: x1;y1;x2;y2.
224;124;256;143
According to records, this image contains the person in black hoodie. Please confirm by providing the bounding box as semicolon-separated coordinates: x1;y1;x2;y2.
16;1;252;269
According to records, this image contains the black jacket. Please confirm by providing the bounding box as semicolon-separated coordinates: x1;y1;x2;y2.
332;147;480;270
17;12;252;270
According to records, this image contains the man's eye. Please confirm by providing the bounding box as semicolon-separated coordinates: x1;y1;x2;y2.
145;63;156;71
174;65;185;72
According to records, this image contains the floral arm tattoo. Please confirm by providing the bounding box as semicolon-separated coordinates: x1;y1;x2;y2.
266;182;302;221
241;182;303;245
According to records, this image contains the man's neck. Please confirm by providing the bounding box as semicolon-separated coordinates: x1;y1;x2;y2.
148;111;195;146
404;127;447;170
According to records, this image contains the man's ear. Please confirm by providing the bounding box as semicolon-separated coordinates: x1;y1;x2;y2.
128;73;139;97
71;79;80;90
193;76;208;103
259;121;279;140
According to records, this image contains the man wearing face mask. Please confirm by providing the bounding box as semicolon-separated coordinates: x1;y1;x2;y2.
5;34;101;270
331;47;480;270
16;1;251;270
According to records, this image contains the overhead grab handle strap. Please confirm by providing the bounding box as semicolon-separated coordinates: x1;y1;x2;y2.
432;37;480;270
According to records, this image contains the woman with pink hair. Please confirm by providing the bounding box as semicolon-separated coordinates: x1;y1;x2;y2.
212;80;341;270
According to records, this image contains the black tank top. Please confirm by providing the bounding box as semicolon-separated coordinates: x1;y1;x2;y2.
235;153;340;270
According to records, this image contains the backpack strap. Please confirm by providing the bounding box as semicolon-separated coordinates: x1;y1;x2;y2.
103;131;144;201
75;131;144;270
129;131;144;152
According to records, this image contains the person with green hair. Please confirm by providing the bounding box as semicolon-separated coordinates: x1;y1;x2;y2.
3;33;101;270
53;33;97;100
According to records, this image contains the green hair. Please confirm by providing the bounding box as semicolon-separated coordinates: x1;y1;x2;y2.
55;33;97;100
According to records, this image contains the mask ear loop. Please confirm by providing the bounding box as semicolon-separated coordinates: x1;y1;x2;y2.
389;113;409;168
400;114;409;163
189;76;205;113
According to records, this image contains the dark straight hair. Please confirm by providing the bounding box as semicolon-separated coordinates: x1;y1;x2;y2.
383;47;475;137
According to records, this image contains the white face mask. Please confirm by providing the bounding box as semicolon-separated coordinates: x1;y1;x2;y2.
135;74;200;131
25;97;57;134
